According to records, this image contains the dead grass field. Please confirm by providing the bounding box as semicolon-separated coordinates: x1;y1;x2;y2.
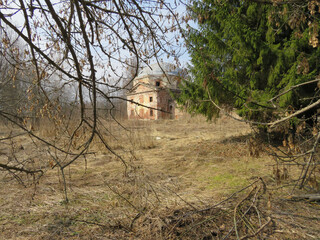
0;115;319;239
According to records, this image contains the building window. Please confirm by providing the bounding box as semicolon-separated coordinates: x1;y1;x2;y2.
131;110;134;116
156;81;160;86
150;109;153;116
149;96;153;102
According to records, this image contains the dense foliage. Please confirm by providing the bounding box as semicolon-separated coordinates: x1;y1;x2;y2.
179;0;320;123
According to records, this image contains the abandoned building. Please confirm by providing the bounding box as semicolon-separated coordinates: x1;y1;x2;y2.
127;62;184;120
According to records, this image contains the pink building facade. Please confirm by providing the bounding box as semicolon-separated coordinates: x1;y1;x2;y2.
127;63;184;120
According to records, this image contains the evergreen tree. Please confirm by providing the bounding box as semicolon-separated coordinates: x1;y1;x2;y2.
179;0;320;124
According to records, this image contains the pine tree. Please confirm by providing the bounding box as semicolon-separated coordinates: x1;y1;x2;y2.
179;0;320;124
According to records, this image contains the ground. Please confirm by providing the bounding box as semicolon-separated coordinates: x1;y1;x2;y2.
0;115;319;239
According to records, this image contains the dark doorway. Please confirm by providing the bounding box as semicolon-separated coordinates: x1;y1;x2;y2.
169;105;174;119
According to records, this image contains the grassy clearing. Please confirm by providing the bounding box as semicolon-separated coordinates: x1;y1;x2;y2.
0;115;319;239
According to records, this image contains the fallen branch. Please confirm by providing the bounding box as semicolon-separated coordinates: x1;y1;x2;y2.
233;186;257;239
290;194;320;201
0;162;43;175
239;217;272;240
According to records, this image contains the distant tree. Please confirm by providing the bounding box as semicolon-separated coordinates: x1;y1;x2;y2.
0;31;38;124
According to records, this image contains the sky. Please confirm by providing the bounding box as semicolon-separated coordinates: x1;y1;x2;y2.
3;0;192;63
0;0;195;101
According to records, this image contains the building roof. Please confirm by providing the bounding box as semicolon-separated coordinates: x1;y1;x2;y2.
136;62;184;79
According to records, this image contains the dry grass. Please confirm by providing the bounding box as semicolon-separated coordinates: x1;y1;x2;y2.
0;114;319;239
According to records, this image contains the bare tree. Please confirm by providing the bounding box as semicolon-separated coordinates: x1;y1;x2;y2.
0;0;182;201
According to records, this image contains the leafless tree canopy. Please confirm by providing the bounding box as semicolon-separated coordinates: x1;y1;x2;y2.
0;0;183;200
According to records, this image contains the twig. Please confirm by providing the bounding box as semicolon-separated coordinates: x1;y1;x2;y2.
270;98;320;127
268;78;320;104
239;217;272;240
223;184;265;240
0;162;43;175
233;186;257;239
104;181;139;211
129;207;146;230
0;132;27;141
206;88;320;128
167;187;198;211
197;178;262;214
299;131;320;188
